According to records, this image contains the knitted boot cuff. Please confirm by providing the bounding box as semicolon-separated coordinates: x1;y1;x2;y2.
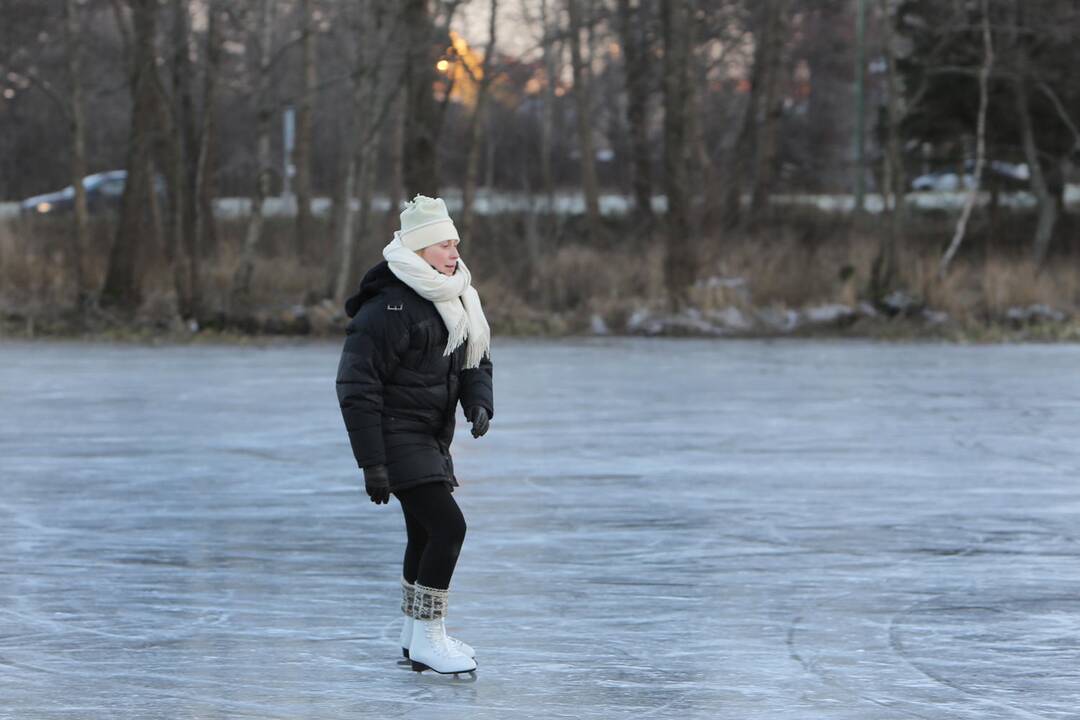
411;582;450;620
401;576;416;617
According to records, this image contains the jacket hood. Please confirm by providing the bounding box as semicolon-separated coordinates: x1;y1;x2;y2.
344;260;405;318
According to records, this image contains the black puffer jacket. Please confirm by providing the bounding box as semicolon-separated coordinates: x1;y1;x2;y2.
336;260;494;494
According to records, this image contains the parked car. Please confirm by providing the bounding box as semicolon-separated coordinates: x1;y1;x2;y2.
910;171;973;192
910;160;1029;192
19;170;165;216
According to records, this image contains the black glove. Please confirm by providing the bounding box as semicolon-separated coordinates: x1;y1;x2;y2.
362;464;390;504
466;406;490;438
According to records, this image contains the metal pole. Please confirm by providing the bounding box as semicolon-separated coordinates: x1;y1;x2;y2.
282;105;296;198
854;0;866;213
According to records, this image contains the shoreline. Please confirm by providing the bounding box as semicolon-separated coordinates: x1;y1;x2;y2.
3;311;1077;346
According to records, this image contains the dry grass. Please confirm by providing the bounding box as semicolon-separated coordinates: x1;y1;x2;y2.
979;257;1080;316
915;253;1080;321
0;218;79;313
202;237;329;313
2;206;1077;337
698;228;878;310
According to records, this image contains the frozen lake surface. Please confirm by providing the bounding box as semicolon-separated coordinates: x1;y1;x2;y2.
1;337;1079;719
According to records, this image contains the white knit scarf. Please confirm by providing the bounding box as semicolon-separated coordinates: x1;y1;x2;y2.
383;232;491;369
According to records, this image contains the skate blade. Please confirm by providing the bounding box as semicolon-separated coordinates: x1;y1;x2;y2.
410;659;478;675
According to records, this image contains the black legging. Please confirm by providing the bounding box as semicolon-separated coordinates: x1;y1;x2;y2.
394;482;467;590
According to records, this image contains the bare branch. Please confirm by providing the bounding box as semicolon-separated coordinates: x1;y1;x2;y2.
1034;78;1080;154
939;0;992;279
23;70;72;121
109;0;133;63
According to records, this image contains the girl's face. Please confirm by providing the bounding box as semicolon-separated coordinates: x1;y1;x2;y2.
419;238;461;276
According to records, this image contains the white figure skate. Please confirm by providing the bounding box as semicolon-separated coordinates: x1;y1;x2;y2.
408;616;477;674
400;576;475;660
401;615;475;659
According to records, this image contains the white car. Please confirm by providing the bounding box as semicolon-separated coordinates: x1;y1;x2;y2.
910;161;1029;192
911;171;974;192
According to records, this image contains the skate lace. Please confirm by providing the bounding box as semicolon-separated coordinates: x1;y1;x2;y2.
425;618;455;657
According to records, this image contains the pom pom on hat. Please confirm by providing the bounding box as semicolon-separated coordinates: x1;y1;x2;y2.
399;194;460;251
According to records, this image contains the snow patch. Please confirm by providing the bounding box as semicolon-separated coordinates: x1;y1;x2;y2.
1005;304;1068;324
590;314;610;335
707;306;752;331
802;304;855;324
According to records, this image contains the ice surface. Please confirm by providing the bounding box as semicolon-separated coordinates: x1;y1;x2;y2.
1;337;1079;719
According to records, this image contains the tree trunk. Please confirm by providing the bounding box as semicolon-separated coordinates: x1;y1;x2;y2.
431;1;464;146
870;0;906;299
355;139;378;266
749;0;787;225
193;0;222;318
331;139;379;305
169;0;199;319
232;0;275;309
402;0;439;196
1001;0;1057;269
483;112;496;190
294;0;317;261
386;90;405;235
686;0;709;235
520;141;543;303
566;0;601;242
64;0;88;307
101;0;161;312
329;57;359;283
332;154;358;299
660;0;693;310
939;0;992;278
1013;75;1056;267
615;0;654;226
460;0;499;244
330;7;369;303
538;0;558;219
722;3;768;226
333;0;405;302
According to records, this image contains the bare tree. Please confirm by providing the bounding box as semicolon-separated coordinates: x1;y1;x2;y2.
166;0;201;319
870;0;906;298
722;2;767;225
329;26;362;298
939;0;992;278
64;0;89;306
516;0;560;301
748;0;788;225
385;90;406;236
615;0;655;227
397;0;464;198
193;0;223;285
293;0;317;261
101;0;162;312
1010;3;1058;269
459;0;499;244
232;0;276;309
331;0;407;304
661;0;694;310
537;0;560;216
566;0;601;242
402;0;440;196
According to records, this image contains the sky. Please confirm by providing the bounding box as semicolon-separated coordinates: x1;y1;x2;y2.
452;0;547;63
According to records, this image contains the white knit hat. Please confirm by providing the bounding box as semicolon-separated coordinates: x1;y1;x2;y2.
399;194;460;251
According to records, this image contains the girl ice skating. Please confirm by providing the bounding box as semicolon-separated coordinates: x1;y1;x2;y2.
336;194;493;675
